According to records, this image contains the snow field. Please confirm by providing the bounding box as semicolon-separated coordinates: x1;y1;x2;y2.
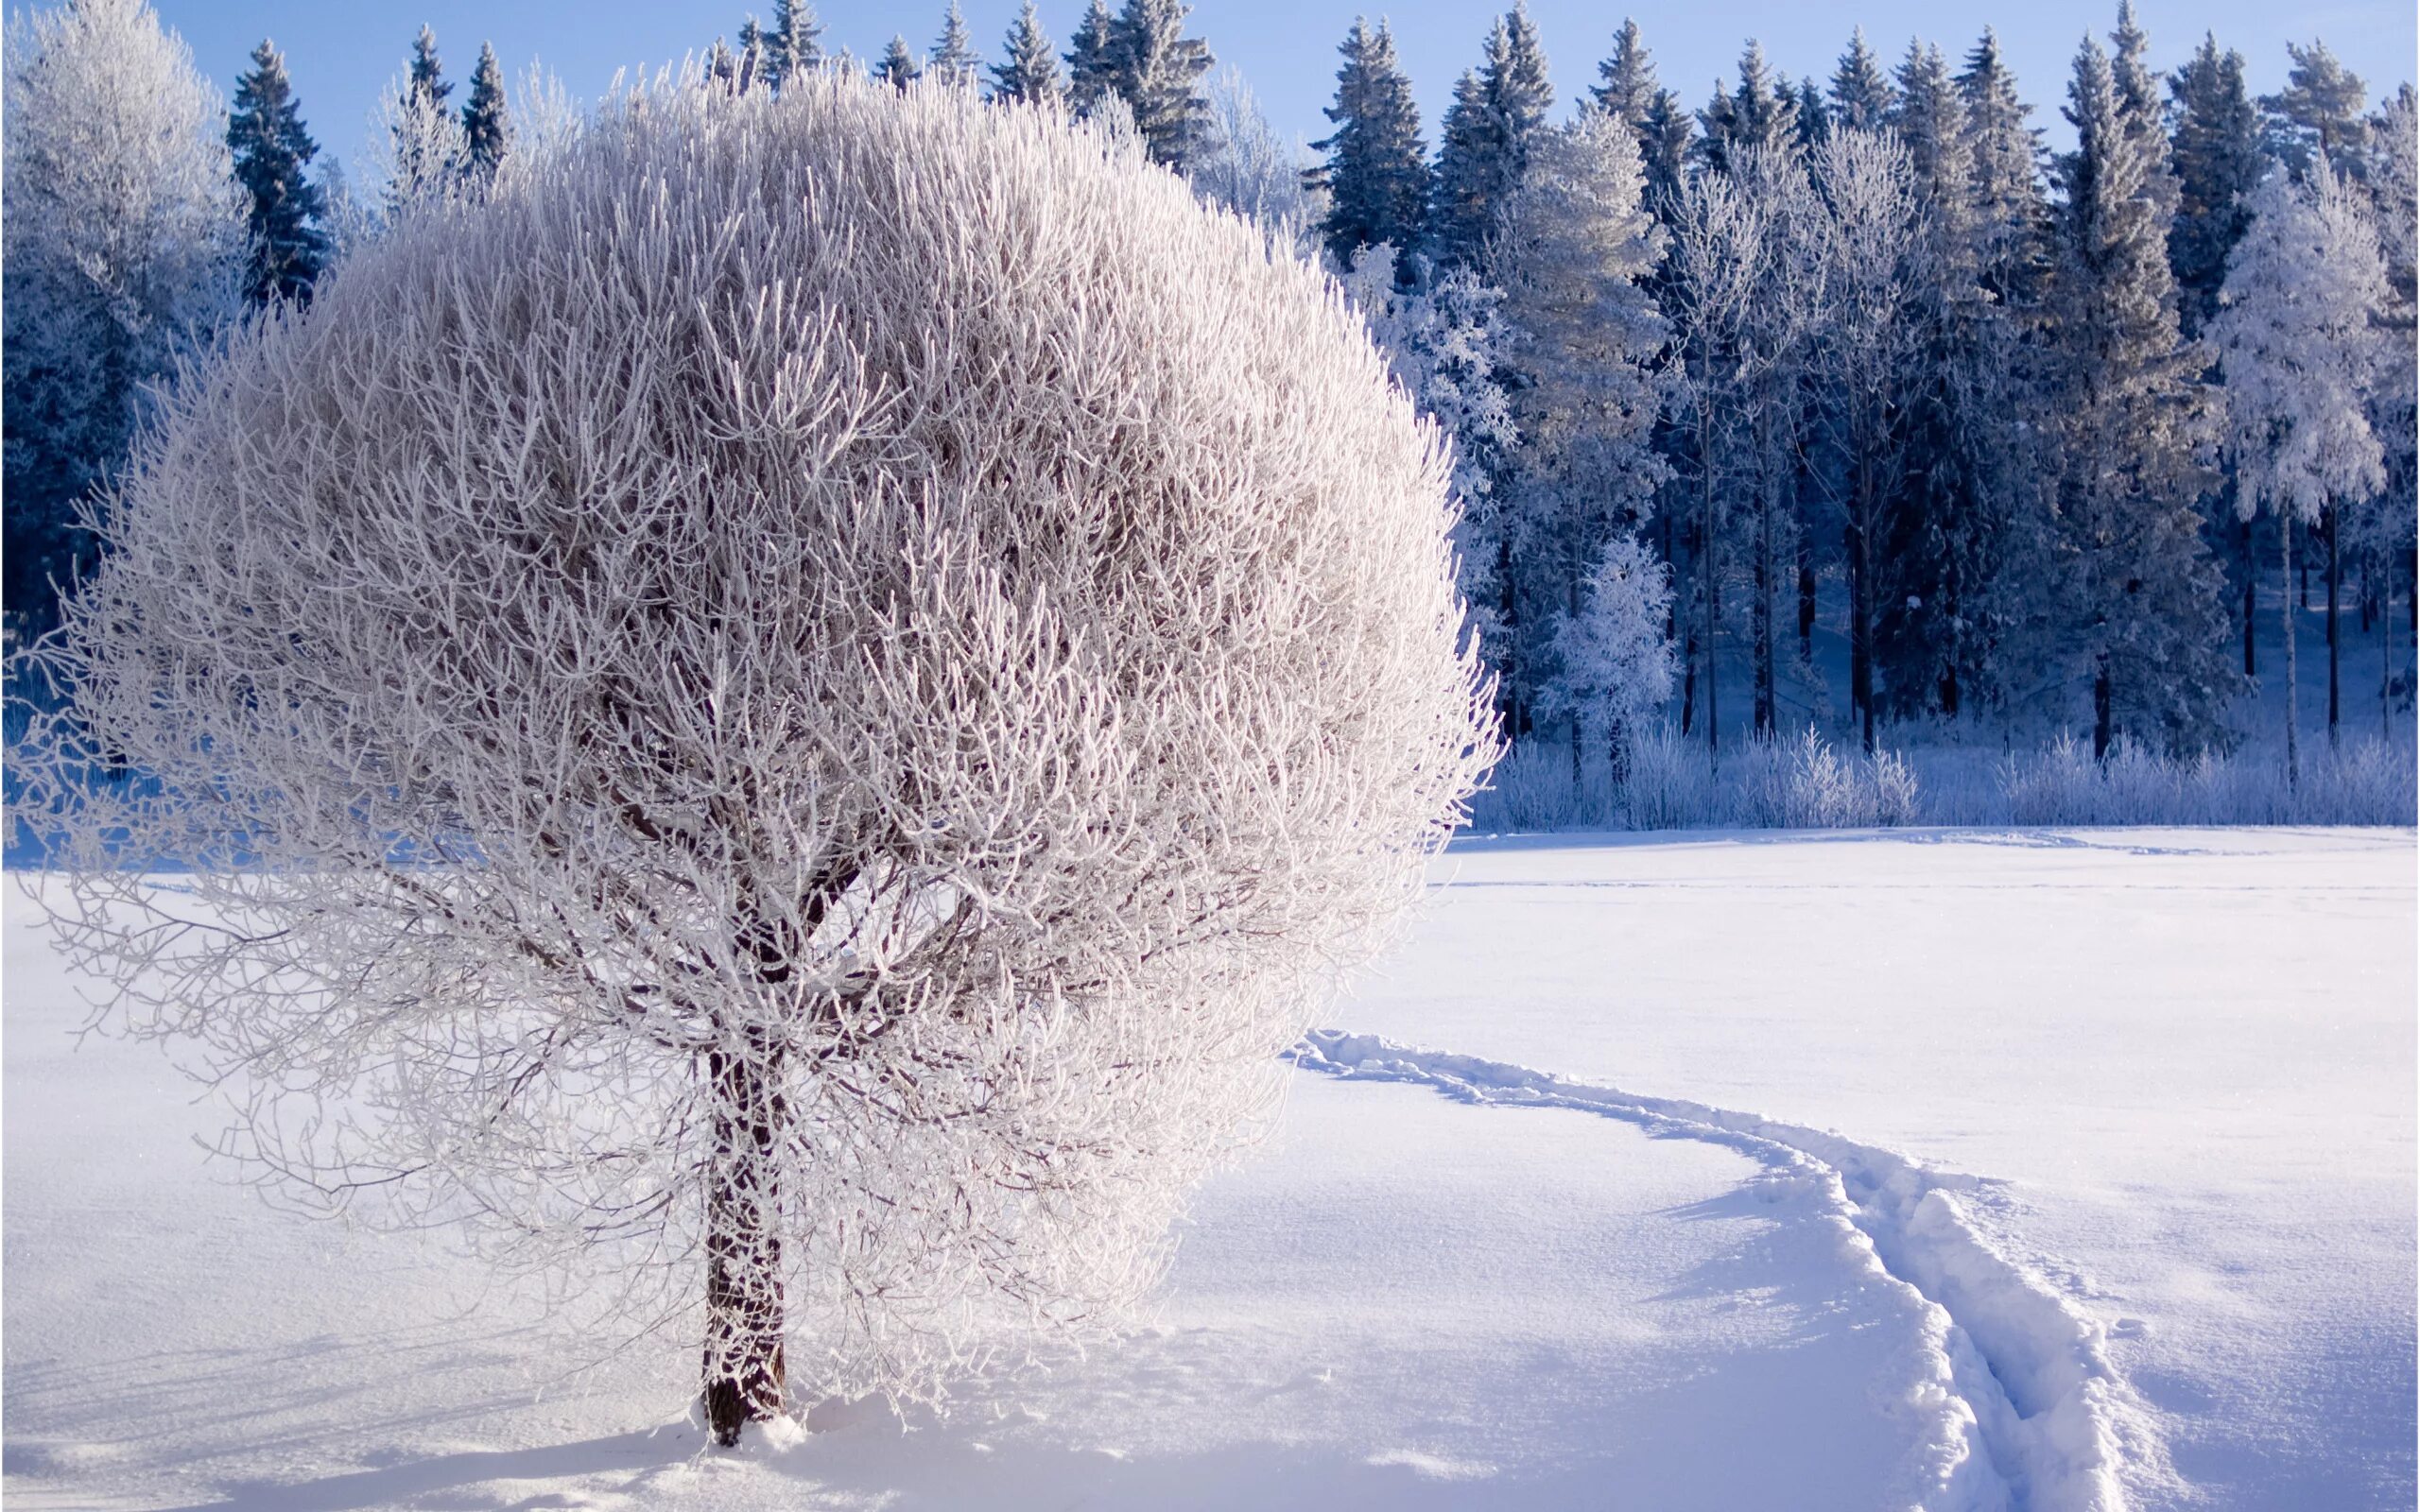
5;825;2411;1509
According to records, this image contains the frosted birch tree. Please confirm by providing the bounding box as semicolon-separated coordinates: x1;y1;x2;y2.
2212;162;2388;780
9;74;1495;1446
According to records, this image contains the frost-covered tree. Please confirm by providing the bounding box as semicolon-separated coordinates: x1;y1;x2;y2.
227;39;327;308
2212;163;2388;775
1636;86;1694;213
1105;0;1214;169
1959;27;2048;310
2;0;243;636
1537;533;1676;777
1811;128;1928;750
1064;0;1117;116
1664;153;1806;747
382;27;462;218
874;34;920;91
1189;67;1318;244
1493;112;1668;759
9;74;1495;1448
2168;34;2265;337
1313;18;1427;268
459;42;511;192
1428;5;1553;270
2044;36;2231;755
760;0;822;92
1340;243;1519;713
1589;18;1655;130
925;2;980;92
1829;27;1896;132
990;1;1062;108
2264;41;2368;180
1697;42;1800;177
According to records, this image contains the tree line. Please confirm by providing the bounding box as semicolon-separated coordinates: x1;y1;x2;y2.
6;0;2414;783
1308;4;2414;775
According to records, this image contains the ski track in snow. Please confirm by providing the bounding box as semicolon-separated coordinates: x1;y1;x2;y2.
1294;1028;2164;1512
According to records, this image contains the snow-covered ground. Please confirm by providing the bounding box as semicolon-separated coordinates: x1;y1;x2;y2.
5;827;2412;1510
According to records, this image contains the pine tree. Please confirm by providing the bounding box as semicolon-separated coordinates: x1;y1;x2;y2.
1876;43;1998;721
1494;112;1670;770
2264;40;2368;179
1107;0;1214;168
2045;36;2232;755
991;2;1062;106
737;16;765;81
459;42;510;191
1794;77;1830;155
1313;18;1427;267
875;35;920;91
1637;87;1694;211
1698;42;1800;176
1830;28;1896;131
388;25;459;215
1427;6;1554;269
1589;18;1655;129
761;0;822;91
926;2;980;91
705;36;739;90
227;39;327;308
1064;0;1117;116
1959;28;2046;308
2167;34;2265;336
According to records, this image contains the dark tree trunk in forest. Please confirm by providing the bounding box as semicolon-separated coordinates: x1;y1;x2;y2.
2241;514;2256;678
2325;501;2339;743
2280;508;2299;791
703;1033;787;1447
2092;655;2113;762
1700;409;1720;756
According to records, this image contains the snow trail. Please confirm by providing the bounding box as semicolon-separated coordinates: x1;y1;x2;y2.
1295;1029;2162;1512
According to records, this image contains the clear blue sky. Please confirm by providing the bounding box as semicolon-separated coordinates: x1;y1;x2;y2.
152;0;2417;179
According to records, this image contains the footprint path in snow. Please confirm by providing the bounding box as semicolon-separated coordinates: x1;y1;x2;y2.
1294;1029;2165;1512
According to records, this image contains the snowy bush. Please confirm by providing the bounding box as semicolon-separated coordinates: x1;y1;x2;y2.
9;73;1494;1441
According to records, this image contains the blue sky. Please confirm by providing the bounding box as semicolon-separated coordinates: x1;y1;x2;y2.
152;0;2417;178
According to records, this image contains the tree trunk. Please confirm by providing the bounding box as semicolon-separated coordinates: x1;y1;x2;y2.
2241;513;2256;678
2281;508;2299;791
2093;655;2113;762
2325;500;2339;744
703;1034;787;1447
1701;408;1720;757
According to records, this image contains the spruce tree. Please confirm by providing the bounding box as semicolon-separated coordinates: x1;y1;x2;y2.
1794;76;1830;155
459;42;510;191
1959;28;2046;308
1427;6;1554;269
1107;0;1215;169
1493;112;1670;769
388;26;460;216
1064;0;1118;116
1590;18;1655;129
1313;18;1428;267
761;0;823;91
1637;88;1694;211
2046;37;2232;755
926;2;980;91
2168;35;2265;336
1876;43;1996;718
227;39;327;308
2264;41;2369;179
875;34;921;91
1697;42;1800;176
1830;27;1896;131
991;1;1063;107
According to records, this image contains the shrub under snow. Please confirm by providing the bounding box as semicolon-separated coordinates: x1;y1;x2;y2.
9;73;1494;1440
